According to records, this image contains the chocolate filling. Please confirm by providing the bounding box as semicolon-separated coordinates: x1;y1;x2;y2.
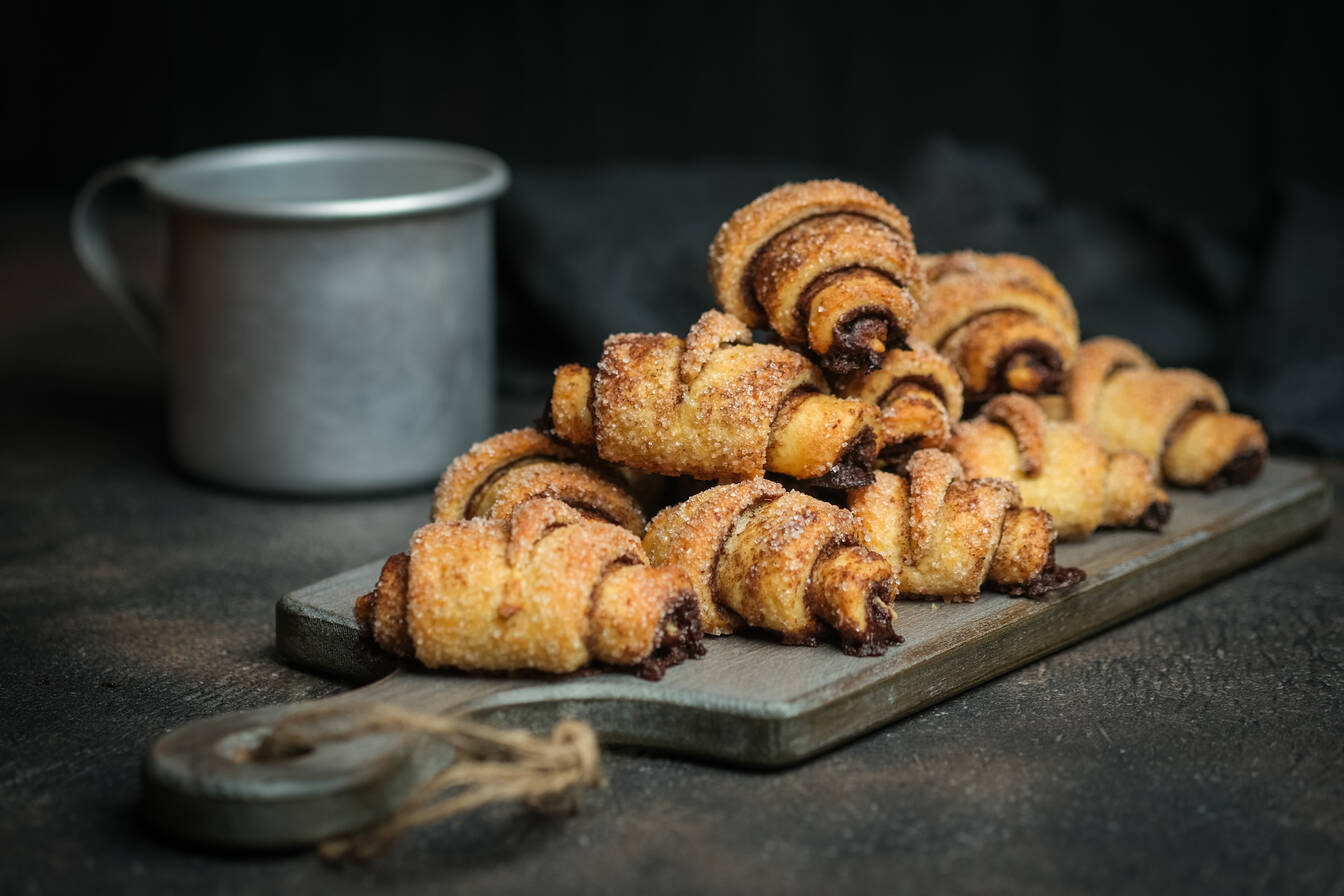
839;588;904;657
1164;403;1267;491
990;543;1086;598
633;590;707;681
587;375;599;432
804;542;903;657
739;239;772;321
534;392;557;435
1201;447;1267;493
877;437;922;469
822;311;903;376
962;341;1064;411
798;428;877;490
990;340;1064;397
1136;499;1173;531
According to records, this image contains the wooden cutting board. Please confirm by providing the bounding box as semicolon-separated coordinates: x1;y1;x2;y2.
143;459;1331;850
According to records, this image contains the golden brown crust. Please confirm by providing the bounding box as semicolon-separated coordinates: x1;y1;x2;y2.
588;565;698;669
708;180;922;373
1086;369;1225;465
643;481;900;654
643;478;782;635
1061;336;1153;424
831;340;964;462
1063;337;1268;489
357;499;704;678
356;552;414;658
905;449;965;565
919;251;1077;337
988;507;1054;586
914;252;1079;402
549;365;596;445
679;307;754;384
848;449;1083;599
431;428;646;535
1036;394;1069;422
806;544;897;655
1103;450;1171;530
979;393;1047;475
950;395;1169;540
806;269;909;361
1161;411;1268;489
549;310;877;483
766;390;877;481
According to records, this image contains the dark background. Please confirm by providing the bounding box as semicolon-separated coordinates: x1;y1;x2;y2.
6;0;1342;451
3;7;1343;893
8;1;1339;218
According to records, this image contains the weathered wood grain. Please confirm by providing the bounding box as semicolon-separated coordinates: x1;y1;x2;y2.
144;459;1330;849
275;459;1331;764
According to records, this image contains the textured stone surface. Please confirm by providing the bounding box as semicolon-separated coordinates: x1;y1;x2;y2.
2;196;1341;894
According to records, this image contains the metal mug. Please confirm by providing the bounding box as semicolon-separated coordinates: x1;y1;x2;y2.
72;138;508;495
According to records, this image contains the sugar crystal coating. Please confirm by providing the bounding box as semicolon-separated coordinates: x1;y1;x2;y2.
708;180;923;374
358;498;702;677
848;449;1079;601
914;251;1080;401
645;481;899;653
551;310;876;482
1063;337;1267;489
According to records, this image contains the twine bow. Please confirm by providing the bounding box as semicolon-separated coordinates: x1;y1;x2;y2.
256;703;604;861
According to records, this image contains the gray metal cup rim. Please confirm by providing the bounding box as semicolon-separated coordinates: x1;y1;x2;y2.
143;137;510;221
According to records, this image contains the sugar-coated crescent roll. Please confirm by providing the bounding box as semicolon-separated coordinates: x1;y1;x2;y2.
913;251;1080;404
708;180;923;375
847;449;1085;600
1063;337;1268;490
831;340;965;465
432;428;648;534
548;310;879;488
355;498;705;680
949;394;1171;540
643;479;901;656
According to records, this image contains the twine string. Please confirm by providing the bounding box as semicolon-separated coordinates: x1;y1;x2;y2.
254;703;604;861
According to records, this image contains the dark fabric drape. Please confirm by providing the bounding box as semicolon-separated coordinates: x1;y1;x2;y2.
496;142;1344;454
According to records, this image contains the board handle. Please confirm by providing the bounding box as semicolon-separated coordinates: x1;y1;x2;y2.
140;672;523;850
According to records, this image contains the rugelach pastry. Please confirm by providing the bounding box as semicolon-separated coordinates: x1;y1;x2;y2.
708;180;923;375
831;341;964;466
355;498;705;680
949;394;1171;540
914;251;1079;405
1056;336;1268;489
848;449;1085;600
548;310;878;488
432;428;648;534
643;479;901;656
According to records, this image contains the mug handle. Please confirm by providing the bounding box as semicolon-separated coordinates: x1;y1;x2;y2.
70;157;164;350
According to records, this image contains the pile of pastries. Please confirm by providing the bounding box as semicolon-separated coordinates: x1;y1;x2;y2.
356;180;1269;680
